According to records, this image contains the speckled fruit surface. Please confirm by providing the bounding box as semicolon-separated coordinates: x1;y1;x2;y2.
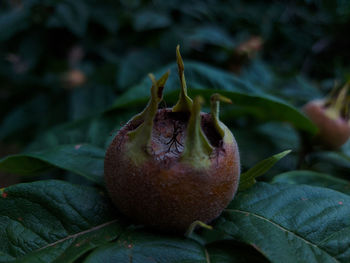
104;108;240;231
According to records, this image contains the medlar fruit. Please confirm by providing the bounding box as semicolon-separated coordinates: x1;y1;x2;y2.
104;46;240;231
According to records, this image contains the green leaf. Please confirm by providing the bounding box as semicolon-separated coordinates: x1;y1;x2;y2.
90;6;119;33
48;1;89;37
84;230;207;263
216;183;350;263
110;61;257;110
26;111;134;151
190;89;316;133
0;8;30;41
308;151;350;176
272;170;350;195
187;26;235;49
133;10;171;31
110;62;317;134
68;85;116;120
117;50;164;90
0;95;49;140
0;144;105;184
0;180;122;262
238;150;291;191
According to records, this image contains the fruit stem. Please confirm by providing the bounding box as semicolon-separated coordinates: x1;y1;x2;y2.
181;96;213;169
210;93;232;138
127;72;169;158
184;220;213;238
172;45;193;113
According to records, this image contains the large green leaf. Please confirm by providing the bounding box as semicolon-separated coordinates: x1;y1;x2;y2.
110;62;317;134
84;230;207;263
272;170;350;195
215;183;350;263
0;180;122;263
0;144;105;184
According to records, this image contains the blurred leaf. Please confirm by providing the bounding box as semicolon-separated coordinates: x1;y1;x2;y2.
26;111;134;151
308;151;350;177
187;25;235;49
117;50;164;90
0;180;122;262
256;122;300;151
216;182;350;263
278;76;323;105
336;0;350;20
0;8;30;41
239;59;276;92
89;6;119;33
0;144;105;184
48;1;89;36
0;95;49;141
272;170;350;195
68;85;116;120
238;150;291;191
233;127;280;170
133;10;171;31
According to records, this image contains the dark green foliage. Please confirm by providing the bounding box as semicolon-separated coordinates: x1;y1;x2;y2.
1;0;350;262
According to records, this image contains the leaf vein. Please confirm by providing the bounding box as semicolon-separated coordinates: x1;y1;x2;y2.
38;219;118;251
224;209;340;263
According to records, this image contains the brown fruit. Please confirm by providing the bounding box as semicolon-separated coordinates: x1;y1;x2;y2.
104;46;240;232
303;84;350;149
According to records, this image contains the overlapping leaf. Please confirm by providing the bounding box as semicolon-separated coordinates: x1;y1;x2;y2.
110;62;317;134
0;144;105;184
273;170;350;195
214;182;350;263
0;180;122;263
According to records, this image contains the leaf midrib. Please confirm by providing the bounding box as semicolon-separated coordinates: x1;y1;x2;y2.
38;219;118;251
224;209;340;263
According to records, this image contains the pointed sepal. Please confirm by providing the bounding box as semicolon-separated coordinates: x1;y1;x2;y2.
181;96;213;169
210;93;232;138
172;45;193;113
127;72;169;162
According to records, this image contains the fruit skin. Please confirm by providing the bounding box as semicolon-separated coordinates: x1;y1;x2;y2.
303;99;350;149
104;108;240;231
